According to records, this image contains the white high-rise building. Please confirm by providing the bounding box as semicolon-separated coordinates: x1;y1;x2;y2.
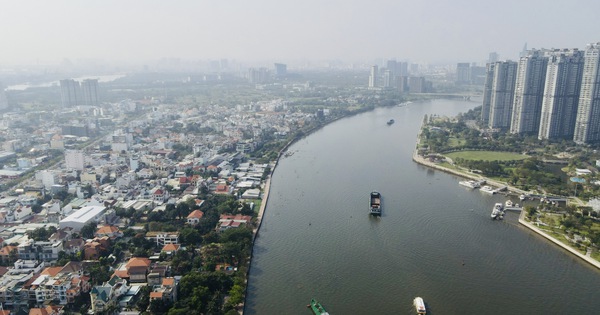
481;63;496;125
60;79;80;107
538;49;584;140
574;42;600;144
81;79;99;106
510;49;549;135
488;61;518;129
368;65;378;89
36;170;60;189
65;150;85;171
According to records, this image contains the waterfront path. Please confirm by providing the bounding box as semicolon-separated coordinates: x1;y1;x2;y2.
518;210;600;270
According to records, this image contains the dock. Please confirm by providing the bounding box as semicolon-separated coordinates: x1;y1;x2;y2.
504;206;522;212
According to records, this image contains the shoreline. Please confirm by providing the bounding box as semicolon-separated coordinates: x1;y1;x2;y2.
242;113;354;313
412;128;600;271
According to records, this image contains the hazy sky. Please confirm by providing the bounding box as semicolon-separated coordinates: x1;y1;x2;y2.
1;0;599;66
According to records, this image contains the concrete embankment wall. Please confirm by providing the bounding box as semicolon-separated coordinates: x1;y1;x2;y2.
518;212;600;270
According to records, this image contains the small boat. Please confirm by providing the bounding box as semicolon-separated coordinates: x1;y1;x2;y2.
480;185;495;194
370;191;382;216
307;298;330;315
491;202;504;220
413;297;426;314
459;180;480;189
505;200;513;207
387;119;395;125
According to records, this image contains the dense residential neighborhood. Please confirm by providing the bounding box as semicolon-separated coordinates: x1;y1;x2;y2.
0;75;344;314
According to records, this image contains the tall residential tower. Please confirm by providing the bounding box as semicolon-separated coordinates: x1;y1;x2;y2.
510;49;549;135
538;49;584;140
574;42;600;144
488;61;518;130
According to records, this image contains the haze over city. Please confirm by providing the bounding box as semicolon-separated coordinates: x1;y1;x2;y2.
1;0;599;67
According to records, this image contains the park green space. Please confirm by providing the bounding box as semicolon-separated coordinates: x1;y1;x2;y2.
445;150;529;161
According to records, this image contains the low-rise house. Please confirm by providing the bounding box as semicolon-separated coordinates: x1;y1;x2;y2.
216;214;253;232
145;232;179;247
149;277;178;303
95;225;123;239
90;275;129;314
83;237;109;260
0;245;17;264
241;188;261;199
113;257;152;284
63;238;85;255
125;257;151;283
186;210;204;225
17;240;63;261
28;305;63;315
161;243;180;256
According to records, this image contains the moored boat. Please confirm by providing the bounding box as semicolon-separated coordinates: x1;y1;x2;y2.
459;180;480;189
491;202;504;220
413;297;426;314
480;185;495;194
387;119;395;125
370;191;381;216
307;298;330;315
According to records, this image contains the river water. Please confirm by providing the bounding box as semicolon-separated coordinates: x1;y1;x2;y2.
244;99;600;315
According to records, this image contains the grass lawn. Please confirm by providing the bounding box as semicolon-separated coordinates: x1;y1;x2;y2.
448;137;466;148
445;150;529;161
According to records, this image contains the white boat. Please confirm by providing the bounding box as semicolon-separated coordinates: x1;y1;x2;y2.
480;186;495;194
519;194;526;201
491;203;504;220
505;200;513;207
459;180;481;189
413;297;426;314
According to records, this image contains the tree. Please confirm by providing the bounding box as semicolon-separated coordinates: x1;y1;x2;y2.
136;286;151;311
80;222;97;239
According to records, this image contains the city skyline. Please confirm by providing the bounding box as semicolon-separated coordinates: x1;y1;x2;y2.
1;0;599;67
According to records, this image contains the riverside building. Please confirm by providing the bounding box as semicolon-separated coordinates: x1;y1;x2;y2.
574;42;600;144
510;49;549;135
538;49;584;140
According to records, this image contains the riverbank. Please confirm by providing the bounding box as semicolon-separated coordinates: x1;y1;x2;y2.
517;210;600;270
412;129;600;271
243;111;357;313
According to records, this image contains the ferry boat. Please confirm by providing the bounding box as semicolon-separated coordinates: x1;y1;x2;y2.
387;119;395;125
413;297;426;314
370;191;382;216
491;202;504;220
307;298;330;315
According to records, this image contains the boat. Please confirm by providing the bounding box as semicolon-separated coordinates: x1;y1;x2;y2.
480;185;495;194
459;180;481;189
491;202;504;220
505;200;514;207
307;298;330;315
370;191;381;216
413;297;426;314
387;119;395;125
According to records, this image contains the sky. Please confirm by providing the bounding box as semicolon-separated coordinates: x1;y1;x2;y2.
1;0;599;66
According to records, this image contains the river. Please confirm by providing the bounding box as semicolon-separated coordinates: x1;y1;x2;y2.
244;99;600;315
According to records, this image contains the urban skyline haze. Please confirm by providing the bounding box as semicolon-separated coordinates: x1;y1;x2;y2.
1;0;599;67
